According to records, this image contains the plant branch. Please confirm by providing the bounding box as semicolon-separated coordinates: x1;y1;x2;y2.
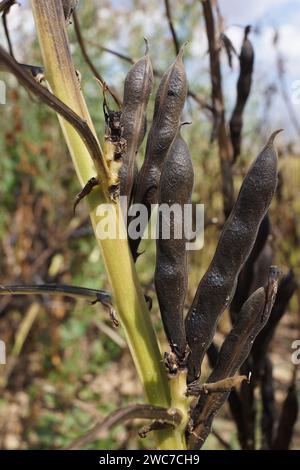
0;284;118;325
164;0;180;55
73;11;122;107
66;404;182;449
0;0;16;14
0;45;109;182
1;0;15;57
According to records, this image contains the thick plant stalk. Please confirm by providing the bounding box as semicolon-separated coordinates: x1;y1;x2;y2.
30;0;183;450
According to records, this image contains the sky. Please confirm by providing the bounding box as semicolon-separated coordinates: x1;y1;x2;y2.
219;0;300;77
190;0;300;140
219;0;300;139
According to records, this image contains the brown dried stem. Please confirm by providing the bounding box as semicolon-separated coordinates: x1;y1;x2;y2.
1;0;17;61
0;0;16;14
164;0;180;55
0;284;117;325
0;45;109;182
67;404;182;449
73;11;122;107
201;0;234;218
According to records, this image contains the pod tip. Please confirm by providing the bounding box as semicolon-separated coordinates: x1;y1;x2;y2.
267;129;283;146
143;37;149;55
177;40;189;60
245;25;252;37
265;265;281;302
269;265;281;281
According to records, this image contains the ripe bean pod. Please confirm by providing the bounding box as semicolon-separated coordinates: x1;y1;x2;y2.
120;41;154;201
185;131;281;384
154;126;194;371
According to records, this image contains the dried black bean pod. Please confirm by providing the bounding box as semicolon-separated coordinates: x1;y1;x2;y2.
185;131;281;384
188;267;280;449
229;244;273;451
238;361;256;449
227;390;245;443
119;40;154;201
252;269;297;371
130;44;188;259
229;25;254;161
260;358;276;449
154;126;194;371
272;375;298;449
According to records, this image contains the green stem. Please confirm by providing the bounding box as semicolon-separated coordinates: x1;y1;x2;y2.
169;371;189;449
30;0;184;449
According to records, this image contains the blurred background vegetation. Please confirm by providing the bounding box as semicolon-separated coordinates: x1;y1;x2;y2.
0;0;299;449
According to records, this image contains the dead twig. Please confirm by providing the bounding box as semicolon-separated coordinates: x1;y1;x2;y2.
0;0;16;13
187;375;248;396
0;283;118;326
1;0;16;58
138;420;174;438
164;0;180;55
66;404;182;449
0;46;108;180
73;11;122;107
